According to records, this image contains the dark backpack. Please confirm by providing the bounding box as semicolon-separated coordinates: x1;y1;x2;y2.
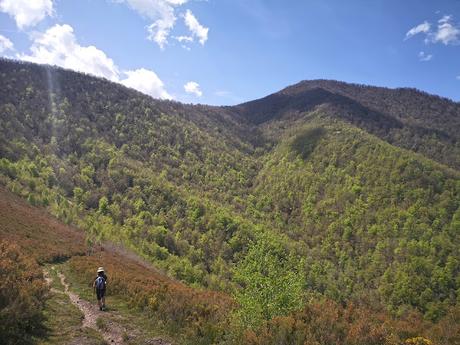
95;276;106;290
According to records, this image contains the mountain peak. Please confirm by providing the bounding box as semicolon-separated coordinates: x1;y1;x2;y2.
230;76;460;169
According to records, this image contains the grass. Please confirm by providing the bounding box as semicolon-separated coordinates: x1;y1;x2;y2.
58;262;176;345
45;265;65;292
35;270;107;345
96;317;108;331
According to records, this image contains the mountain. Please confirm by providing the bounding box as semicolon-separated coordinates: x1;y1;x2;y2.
232;79;460;170
1;58;459;344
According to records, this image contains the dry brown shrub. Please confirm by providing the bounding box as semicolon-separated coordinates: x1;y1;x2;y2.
0;240;49;344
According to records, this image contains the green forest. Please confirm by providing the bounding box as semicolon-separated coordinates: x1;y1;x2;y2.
1;59;459;344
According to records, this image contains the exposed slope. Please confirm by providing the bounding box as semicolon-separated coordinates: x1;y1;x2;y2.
52;269;129;345
232;80;460;169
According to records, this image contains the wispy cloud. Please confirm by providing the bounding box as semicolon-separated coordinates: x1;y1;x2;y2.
112;0;208;50
418;51;433;62
405;21;431;40
405;15;460;45
183;9;208;45
0;34;14;53
173;35;193;43
433;15;460;45
115;0;185;49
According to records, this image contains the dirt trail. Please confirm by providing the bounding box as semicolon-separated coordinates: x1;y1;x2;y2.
44;267;173;345
43;270;64;295
57;271;126;344
44;267;125;344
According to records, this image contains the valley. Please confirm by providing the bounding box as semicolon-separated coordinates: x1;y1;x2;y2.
1;58;459;344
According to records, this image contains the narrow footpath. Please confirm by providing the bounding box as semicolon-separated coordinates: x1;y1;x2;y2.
44;267;172;345
56;271;125;344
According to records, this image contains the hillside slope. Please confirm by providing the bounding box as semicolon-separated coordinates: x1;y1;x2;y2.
232;79;460;169
1;59;459;343
0;187;232;345
251;118;460;318
2;186;460;345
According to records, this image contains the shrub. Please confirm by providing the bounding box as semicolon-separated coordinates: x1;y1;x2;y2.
67;251;233;345
233;231;305;328
0;240;49;344
239;300;449;345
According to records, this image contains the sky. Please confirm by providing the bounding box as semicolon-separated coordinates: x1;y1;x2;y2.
0;0;459;105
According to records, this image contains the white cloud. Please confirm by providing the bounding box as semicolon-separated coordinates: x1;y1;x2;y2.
146;14;176;49
432;15;460;45
173;35;193;42
405;15;460;45
457;75;460;80
19;24;119;81
115;0;186;49
184;81;202;97
112;1;209;49
166;0;188;5
405;21;431;40
418;51;432;62
0;0;53;29
19;23;171;99
121;68;172;99
183;9;208;45
439;15;452;24
0;34;14;53
173;35;193;50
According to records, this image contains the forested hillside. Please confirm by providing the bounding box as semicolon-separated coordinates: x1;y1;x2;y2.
0;186;232;345
1;58;459;344
234;80;460;170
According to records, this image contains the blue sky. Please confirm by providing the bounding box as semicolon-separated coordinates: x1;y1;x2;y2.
0;0;459;105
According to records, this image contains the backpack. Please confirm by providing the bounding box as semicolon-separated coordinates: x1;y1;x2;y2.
95;276;106;290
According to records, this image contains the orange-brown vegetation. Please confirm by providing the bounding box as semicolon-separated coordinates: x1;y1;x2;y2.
1;185;460;344
1;59;459;327
68;252;234;342
0;186;86;263
0;186;234;343
1;181;459;345
243;300;460;345
0;240;49;345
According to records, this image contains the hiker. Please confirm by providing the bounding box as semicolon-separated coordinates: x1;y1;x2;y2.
93;267;108;311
